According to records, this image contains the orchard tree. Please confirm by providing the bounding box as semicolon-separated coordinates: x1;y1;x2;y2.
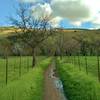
10;3;55;67
55;30;64;59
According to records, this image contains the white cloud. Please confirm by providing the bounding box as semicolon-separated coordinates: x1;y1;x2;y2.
31;3;52;19
31;3;62;28
91;13;100;28
71;21;82;27
50;16;62;27
19;0;100;28
20;0;42;3
51;0;90;20
51;0;100;27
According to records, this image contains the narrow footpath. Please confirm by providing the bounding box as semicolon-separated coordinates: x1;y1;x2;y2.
44;60;67;100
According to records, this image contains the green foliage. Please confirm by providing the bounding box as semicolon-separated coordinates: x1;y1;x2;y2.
56;59;100;100
0;58;51;100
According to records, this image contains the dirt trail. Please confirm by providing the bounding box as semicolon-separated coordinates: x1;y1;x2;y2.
44;61;67;100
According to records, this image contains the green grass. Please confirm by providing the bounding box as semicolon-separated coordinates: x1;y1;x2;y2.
0;56;46;88
0;58;51;100
56;58;100;100
62;56;99;79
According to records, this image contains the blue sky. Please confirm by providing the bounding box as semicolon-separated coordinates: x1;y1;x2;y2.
60;19;94;29
0;0;99;29
0;0;18;26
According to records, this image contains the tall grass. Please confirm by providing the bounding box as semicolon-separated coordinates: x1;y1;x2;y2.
0;58;51;100
63;56;99;79
56;59;100;100
0;56;46;88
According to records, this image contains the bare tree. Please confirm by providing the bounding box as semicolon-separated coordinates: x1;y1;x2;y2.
10;3;55;67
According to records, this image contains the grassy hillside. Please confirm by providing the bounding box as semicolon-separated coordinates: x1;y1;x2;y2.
0;27;16;37
0;27;100;37
0;26;100;56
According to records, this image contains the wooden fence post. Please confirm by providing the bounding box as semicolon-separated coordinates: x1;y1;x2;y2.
97;55;100;82
19;55;21;77
6;56;8;85
78;54;81;71
85;55;88;75
27;56;29;72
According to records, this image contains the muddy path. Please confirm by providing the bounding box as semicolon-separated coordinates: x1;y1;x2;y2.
44;61;67;100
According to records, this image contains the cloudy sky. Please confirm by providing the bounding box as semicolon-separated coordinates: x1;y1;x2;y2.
0;0;100;29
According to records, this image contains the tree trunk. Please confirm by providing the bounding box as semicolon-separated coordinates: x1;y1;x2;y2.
32;49;35;68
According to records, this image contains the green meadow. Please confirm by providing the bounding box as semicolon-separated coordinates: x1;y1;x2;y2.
56;56;100;100
0;57;51;100
62;56;99;78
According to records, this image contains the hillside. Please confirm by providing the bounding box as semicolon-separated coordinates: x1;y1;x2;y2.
0;27;18;37
0;27;100;37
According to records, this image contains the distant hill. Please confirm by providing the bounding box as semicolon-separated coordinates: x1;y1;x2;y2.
0;26;18;37
0;26;100;38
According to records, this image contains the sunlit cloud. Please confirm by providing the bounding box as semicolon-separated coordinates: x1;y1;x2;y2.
31;3;52;19
50;16;62;28
20;0;42;3
51;0;100;27
19;0;100;28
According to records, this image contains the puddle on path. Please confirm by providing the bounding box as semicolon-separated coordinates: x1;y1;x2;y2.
49;65;67;100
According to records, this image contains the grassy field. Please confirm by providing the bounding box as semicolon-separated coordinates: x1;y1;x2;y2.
62;56;99;79
56;56;100;100
0;58;51;100
0;56;46;89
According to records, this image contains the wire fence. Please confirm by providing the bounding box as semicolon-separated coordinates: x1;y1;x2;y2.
0;56;32;88
62;55;100;82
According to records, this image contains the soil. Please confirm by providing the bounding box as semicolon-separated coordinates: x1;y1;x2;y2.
44;61;67;100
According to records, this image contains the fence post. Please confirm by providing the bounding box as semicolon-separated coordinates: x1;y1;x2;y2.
6;56;8;85
19;54;21;77
77;53;81;71
27;56;29;72
85;54;88;75
73;55;75;67
97;55;100;82
14;57;16;72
